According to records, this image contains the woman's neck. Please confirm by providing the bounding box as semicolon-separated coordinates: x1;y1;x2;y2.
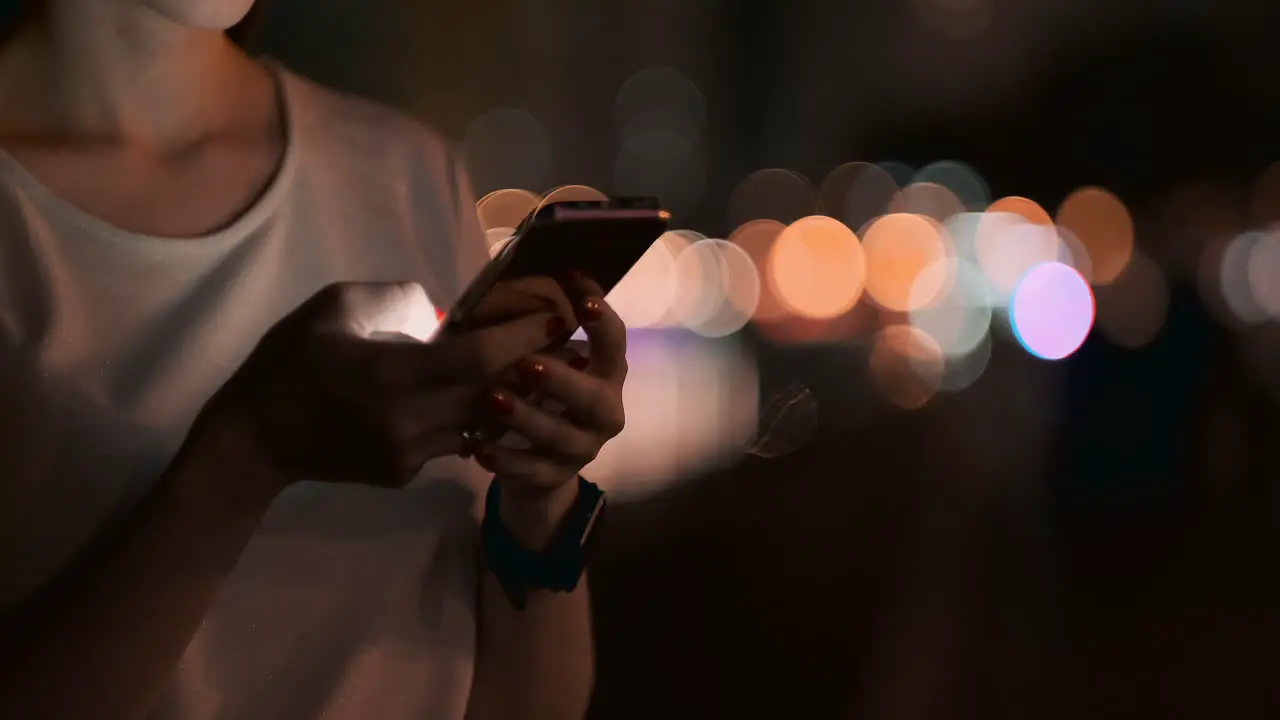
0;1;265;153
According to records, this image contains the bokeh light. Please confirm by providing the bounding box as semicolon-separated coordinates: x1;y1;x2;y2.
648;230;703;327
614;66;706;150
914;160;991;211
1094;252;1169;349
768;215;867;319
869;325;945;409
937;333;992;392
861;213;953;312
459;139;1265;436
819;161;900;233
1055;186;1135;286
878;160;916;188
1010;262;1095;360
908;258;995;358
485;227;516;258
476;187;541;231
608;231;682;328
1217;230;1270;325
1054;225;1095;283
943;212;984;263
985;195;1054;226
889;182;965;222
1245;229;1280;319
671;239;761;338
728;169;819;228
729;219;791;323
539;184;609;209
976;199;1061;296
582;332;758;498
463;108;553;195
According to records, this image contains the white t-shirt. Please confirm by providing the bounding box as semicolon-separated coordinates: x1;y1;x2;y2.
0;64;493;719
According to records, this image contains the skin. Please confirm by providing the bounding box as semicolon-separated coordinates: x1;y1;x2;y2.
0;2;621;718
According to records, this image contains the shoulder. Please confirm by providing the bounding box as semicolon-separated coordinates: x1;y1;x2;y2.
276;65;467;202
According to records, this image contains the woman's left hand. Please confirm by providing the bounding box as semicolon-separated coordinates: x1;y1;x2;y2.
473;274;626;549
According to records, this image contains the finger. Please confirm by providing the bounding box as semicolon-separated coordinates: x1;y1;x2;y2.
483;388;601;465
472;445;569;492
575;294;627;382
471;343;588;448
561;270;606;302
510;354;625;437
365;310;570;388
468;277;575;329
494;340;588;389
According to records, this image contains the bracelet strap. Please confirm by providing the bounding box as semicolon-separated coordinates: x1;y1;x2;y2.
481;475;606;610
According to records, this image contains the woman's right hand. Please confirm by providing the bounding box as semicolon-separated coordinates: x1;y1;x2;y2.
197;281;566;493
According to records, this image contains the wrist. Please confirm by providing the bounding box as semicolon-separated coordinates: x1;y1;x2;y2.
179;406;290;512
496;475;580;552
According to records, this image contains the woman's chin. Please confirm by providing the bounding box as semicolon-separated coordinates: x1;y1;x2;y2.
142;0;256;31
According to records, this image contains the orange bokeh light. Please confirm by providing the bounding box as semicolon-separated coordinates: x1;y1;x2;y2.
730;219;791;323
869;325;945;410
1055;186;1135;286
476;188;541;231
862;213;953;312
767;216;867;319
889;182;966;222
537;185;609;213
985;196;1054;226
1094;253;1168;348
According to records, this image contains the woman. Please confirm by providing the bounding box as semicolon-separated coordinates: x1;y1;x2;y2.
0;1;626;718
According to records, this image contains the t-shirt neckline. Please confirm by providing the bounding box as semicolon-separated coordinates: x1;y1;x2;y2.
0;59;299;249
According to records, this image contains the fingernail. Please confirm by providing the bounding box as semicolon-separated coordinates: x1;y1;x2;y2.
489;390;515;417
582;298;603;322
546;315;568;338
516;357;547;384
475;448;495;470
569;354;590;371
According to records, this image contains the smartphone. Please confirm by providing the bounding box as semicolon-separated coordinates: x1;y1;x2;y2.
438;198;670;447
439;197;670;337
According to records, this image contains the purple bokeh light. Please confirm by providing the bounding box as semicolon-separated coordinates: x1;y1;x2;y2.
1010;262;1095;360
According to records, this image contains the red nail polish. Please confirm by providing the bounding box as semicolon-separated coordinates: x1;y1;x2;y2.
517;357;547;384
569;354;590;371
582;298;603;322
475;448;495;470
546;315;568;338
489;390;515;416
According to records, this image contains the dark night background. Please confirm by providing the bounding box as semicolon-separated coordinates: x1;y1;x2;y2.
234;1;1280;717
